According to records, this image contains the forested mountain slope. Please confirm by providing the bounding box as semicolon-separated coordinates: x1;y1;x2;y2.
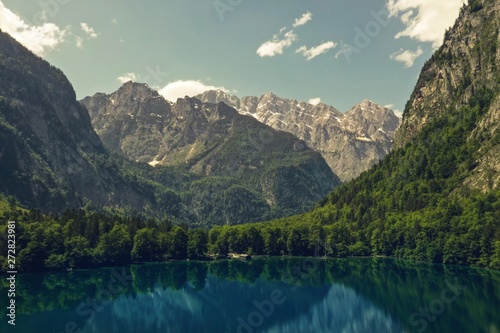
302;0;500;267
202;0;500;269
395;0;500;191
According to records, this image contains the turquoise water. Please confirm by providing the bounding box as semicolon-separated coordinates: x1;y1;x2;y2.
1;258;499;333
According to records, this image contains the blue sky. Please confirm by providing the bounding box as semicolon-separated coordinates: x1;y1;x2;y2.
0;0;466;114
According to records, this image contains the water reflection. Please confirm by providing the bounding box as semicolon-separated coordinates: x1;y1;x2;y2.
1;258;499;333
98;277;403;333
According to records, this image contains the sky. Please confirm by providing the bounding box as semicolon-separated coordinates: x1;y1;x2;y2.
0;0;466;114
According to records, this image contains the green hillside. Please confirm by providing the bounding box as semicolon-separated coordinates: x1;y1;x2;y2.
200;0;500;269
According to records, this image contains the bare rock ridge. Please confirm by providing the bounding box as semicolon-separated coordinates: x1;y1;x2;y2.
196;91;401;182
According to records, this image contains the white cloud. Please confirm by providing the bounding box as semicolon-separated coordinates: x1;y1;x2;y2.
386;0;466;48
75;23;99;48
384;104;403;116
117;73;138;84
390;47;424;67
0;0;67;56
257;30;298;58
111;18;118;25
158;80;229;102
80;22;98;39
256;11;315;58
293;11;313;27
296;41;337;60
309;98;321;105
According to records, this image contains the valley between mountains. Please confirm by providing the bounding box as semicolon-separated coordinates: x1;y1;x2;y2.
0;0;499;272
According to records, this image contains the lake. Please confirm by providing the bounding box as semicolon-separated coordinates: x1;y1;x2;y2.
1;257;499;333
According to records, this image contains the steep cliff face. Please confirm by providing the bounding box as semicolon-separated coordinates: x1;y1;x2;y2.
0;29;111;210
82;84;341;218
395;0;499;146
1;30;198;215
395;0;500;191
196;91;401;181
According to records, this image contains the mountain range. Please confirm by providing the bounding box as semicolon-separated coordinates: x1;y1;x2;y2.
0;23;402;224
0;0;499;270
81;82;340;224
196;90;401;182
0;31;340;227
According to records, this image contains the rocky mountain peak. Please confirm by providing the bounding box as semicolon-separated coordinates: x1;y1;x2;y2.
198;89;223;101
344;101;401;139
172;96;239;121
358;99;375;106
197;90;240;109
118;81;159;98
263;92;277;98
348;100;389;116
174;95;200;110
